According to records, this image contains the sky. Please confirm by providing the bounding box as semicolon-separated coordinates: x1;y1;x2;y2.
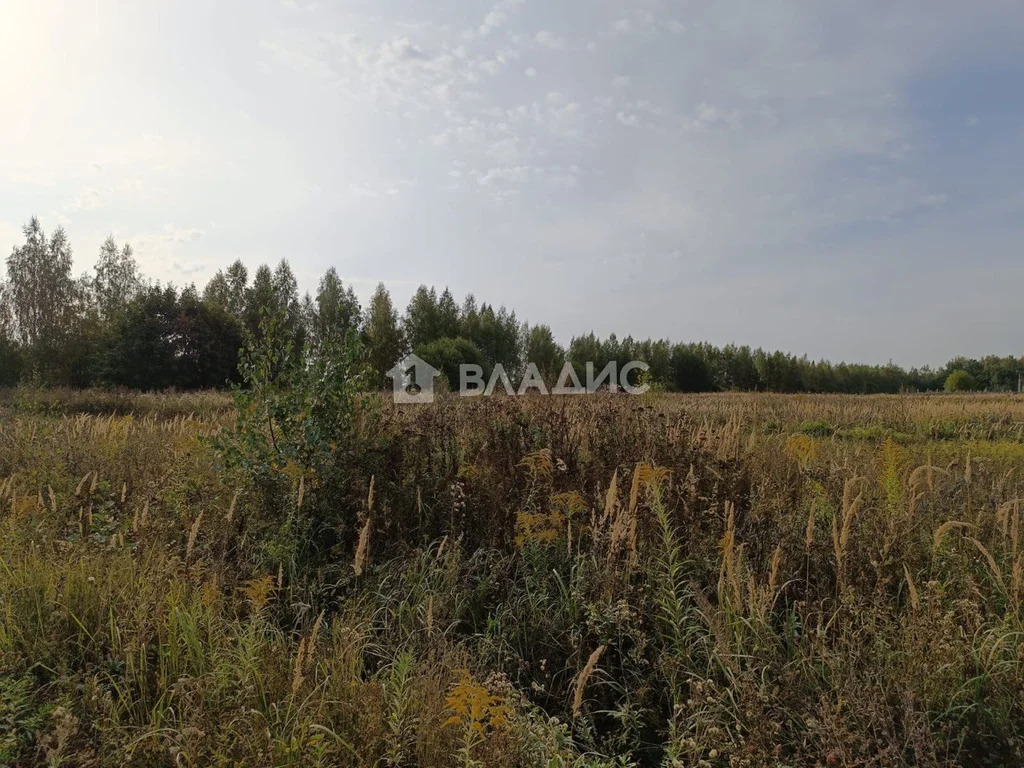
1;0;1022;367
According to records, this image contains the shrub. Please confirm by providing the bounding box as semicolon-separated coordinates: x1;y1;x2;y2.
944;368;980;392
0;674;50;765
214;309;377;576
416;336;490;391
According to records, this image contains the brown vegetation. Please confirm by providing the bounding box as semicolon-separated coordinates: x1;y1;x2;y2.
2;389;1024;766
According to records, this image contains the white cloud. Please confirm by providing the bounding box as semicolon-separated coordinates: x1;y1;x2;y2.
379;36;427;63
478;10;508;36
616;111;641;127
111;224;208;284
349;181;405;199
542;166;580;189
163;225;204;243
476;165;531;185
684;102;743;131
474;0;523;37
534;30;567;50
69;187;103;211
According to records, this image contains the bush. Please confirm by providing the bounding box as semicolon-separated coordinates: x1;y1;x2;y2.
214;309;378;576
416;336;490;391
944;368;980;392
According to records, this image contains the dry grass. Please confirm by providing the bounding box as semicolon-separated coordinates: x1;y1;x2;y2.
1;389;1023;766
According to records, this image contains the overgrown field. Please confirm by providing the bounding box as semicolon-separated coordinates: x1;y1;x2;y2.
3;389;1024;766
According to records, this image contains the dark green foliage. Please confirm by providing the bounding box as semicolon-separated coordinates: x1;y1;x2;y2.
100;286;243;390
0;674;50;765
669;343;715;392
522;324;565;383
365;282;404;388
754;348;803;392
944;368;980;392
0;338;23;386
460;298;521;371
312;267;361;345
404;285;442;351
99;287;178;389
435;287;461;340
175;290;246;389
202;259;249;318
403;287;521;374
978;355;1022;391
416;336;490;390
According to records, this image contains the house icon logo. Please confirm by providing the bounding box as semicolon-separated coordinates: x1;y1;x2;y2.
386;354;441;403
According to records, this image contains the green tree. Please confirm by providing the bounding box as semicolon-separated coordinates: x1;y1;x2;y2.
632;338;672;387
244;265;273;338
100;286;180;389
944;369;980;392
435;287;461;340
460;294;480;341
568;332;608;377
204;259;249;318
719;344;760;390
415;336;489;391
101;285;243;390
404;285;440;350
6;218;79;347
243;260;305;355
365;283;404;388
754;349;802;392
522;324;564;383
94;235;142;324
979;355;1022;391
176;288;245;388
313;267;361;345
670;343;714;392
471;303;521;370
6;218;87;383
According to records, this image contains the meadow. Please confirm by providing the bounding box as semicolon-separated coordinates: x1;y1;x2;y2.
2;388;1024;767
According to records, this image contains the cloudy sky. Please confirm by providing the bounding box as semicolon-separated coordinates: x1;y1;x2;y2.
1;0;1022;366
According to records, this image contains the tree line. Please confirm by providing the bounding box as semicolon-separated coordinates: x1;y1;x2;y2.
0;217;1017;393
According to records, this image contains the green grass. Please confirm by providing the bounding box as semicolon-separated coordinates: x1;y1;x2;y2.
1;389;1023;766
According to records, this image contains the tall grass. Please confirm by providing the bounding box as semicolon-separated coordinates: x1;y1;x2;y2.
1;391;1023;765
